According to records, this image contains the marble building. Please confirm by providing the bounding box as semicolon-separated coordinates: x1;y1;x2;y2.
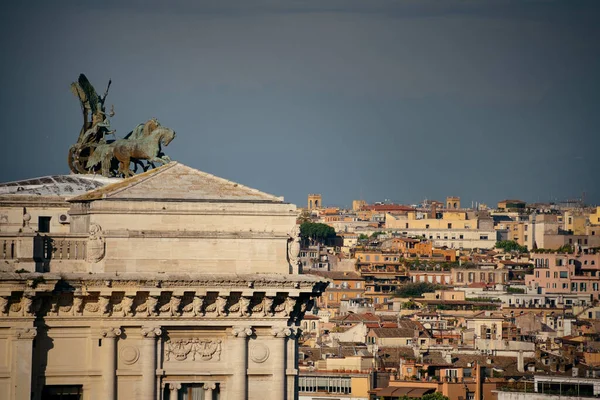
0;162;327;400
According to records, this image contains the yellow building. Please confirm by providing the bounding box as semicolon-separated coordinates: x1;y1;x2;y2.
564;210;587;235
498;220;528;247
590;207;600;225
352;199;367;212
387;211;474;230
385;211;497;249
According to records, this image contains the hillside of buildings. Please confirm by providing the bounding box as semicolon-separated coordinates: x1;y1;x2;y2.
297;195;600;400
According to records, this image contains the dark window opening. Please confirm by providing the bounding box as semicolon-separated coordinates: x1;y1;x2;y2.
38;216;51;233
42;385;83;400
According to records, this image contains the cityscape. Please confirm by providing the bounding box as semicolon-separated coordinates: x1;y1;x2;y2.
1;1;599;400
296;194;600;399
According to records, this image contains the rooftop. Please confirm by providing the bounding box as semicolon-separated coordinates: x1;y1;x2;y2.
0;174;120;197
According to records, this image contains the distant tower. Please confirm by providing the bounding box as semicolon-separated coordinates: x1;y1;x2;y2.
352;200;367;212
308;194;322;210
446;196;460;210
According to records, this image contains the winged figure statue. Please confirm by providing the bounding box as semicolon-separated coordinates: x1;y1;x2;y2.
67;74;175;177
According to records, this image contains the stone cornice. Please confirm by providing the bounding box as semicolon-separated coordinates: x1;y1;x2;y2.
0;272;328;290
0;273;328;323
0;196;69;207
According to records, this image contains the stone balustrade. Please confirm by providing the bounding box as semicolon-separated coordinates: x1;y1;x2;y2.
1;238;16;259
0;233;88;268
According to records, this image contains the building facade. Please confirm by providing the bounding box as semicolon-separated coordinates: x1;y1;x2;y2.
0;163;327;400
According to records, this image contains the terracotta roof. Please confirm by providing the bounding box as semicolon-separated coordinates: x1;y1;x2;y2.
377;346;417;367
451;353;536;376
361;204;415;212
302;314;320;320
422;351;452;366
371;328;415;338
299;345;371;363
374;387;435;397
331;312;380;324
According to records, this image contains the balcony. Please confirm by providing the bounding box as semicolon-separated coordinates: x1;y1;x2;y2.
0;232;89;272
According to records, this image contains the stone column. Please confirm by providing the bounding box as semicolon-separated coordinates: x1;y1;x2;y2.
271;327;291;400
101;327;122;400
168;382;181;400
140;326;162;400
13;327;36;400
203;382;216;400
230;326;252;400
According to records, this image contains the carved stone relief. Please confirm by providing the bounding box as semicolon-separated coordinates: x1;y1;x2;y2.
287;224;301;272
164;339;222;361
120;345;140;365
86;223;105;263
0;281;327;321
249;343;270;364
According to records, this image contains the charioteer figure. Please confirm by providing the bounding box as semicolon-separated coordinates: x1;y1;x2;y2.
68;74;175;177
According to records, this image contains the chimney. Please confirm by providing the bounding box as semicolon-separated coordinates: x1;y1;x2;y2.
474;361;482;400
517;350;524;373
431;202;437;219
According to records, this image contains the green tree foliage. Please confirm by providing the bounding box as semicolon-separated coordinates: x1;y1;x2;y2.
394;393;449;400
495;240;528;253
297;210;312;224
394;282;440;298
300;222;336;244
422;392;450;400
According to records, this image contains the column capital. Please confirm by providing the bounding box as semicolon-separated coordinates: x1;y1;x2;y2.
102;327;122;339
231;325;253;338
203;382;217;391
15;327;37;340
271;327;292;338
141;326;162;338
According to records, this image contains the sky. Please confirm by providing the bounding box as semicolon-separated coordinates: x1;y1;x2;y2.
0;0;598;208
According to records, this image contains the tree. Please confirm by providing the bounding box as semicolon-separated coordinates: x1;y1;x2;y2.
300;222;336;244
297;210;312;224
495;240;527;254
394;282;440;298
422;392;450;400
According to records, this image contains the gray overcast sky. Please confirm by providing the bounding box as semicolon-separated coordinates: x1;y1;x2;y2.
0;0;598;208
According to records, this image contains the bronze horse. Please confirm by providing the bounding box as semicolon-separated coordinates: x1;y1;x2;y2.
87;124;175;177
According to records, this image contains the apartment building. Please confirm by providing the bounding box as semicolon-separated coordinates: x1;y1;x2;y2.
386;210;497;249
451;267;509;287
526;251;600;301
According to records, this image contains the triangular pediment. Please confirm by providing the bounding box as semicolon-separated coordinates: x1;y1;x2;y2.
69;162;285;203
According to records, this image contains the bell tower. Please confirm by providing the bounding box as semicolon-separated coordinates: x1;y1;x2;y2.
308;194;322;210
